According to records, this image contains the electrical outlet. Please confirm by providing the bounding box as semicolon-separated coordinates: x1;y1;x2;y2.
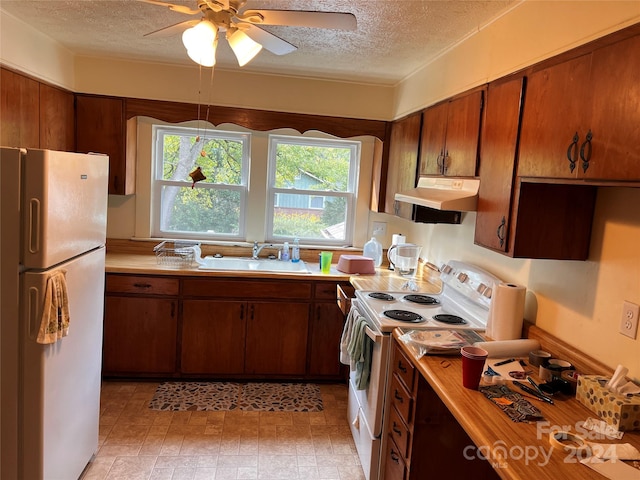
372;221;387;236
619;301;639;339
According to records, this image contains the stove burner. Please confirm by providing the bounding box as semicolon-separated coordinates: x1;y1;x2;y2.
383;310;424;322
368;292;395;301
403;294;440;305
433;314;467;325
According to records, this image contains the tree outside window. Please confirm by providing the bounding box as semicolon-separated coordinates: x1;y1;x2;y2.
152;126;249;240
267;135;360;245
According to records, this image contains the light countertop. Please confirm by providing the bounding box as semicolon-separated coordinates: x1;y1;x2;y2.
105;252;442;292
394;329;640;480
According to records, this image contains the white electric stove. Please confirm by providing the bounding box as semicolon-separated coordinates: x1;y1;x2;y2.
354;260;503;333
347;260;504;480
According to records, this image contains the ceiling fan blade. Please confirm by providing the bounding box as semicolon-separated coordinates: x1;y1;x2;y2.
138;0;200;15
240;24;297;56
144;19;199;38
240;10;357;30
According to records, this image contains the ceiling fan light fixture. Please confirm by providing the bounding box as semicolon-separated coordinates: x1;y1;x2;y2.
182;20;218;66
227;28;263;67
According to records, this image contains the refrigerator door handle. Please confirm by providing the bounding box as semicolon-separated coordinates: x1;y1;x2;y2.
27;286;41;340
29;197;41;254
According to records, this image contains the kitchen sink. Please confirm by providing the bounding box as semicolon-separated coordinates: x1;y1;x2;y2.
198;256;310;274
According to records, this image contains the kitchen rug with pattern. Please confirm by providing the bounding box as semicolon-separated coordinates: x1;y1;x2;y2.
148;381;240;411
148;382;323;412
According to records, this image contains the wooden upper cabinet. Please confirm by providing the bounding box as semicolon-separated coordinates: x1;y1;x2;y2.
517;54;592;179
384;112;422;219
475;77;525;253
1;68;40;148
39;83;74;151
76;94;134;195
518;33;640;181
419;102;448;175
419;90;483;177
587;34;640;179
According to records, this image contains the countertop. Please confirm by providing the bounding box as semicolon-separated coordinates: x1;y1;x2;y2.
105;252;442;292
393;329;640;480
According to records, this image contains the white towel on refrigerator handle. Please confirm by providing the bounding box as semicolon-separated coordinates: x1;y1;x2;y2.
37;269;70;344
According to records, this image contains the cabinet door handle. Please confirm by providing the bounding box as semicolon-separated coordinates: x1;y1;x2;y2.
397;361;407;373
579;130;593;173
250;304;255;320
566;132;579;173
390;450;400;464
436;150;444;171
392;422;402;436
133;283;152;289
496;216;506;248
443;150;450;174
394;390;403;403
170;303;175;318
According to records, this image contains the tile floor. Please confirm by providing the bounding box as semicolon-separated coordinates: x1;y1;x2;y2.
80;381;364;480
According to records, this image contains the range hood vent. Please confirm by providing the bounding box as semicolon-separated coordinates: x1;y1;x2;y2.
395;177;480;211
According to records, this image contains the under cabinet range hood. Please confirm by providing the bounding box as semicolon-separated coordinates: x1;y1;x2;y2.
395;177;480;211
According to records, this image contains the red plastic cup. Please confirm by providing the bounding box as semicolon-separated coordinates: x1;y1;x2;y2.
461;346;488;390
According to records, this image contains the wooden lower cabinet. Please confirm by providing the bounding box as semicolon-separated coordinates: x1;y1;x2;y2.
103;295;178;375
181;300;246;375
308;282;349;379
308;301;345;378
383;340;499;479
103;273;346;379
245;302;309;375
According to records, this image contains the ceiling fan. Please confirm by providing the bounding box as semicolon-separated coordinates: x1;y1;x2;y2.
139;0;357;67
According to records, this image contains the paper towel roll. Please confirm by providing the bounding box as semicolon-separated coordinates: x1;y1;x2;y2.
487;283;526;340
391;234;406;246
473;339;540;358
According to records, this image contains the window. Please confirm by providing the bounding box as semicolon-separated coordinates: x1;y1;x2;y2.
266;135;360;245
151;125;250;240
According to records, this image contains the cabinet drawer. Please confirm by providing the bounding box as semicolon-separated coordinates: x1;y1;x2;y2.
106;275;179;295
314;281;341;300
384;435;407;480
390;373;413;426
389;405;411;459
336;283;355;315
183;278;311;299
393;344;416;392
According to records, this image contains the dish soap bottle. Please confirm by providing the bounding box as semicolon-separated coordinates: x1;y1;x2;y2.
363;236;383;267
291;238;300;262
281;242;290;261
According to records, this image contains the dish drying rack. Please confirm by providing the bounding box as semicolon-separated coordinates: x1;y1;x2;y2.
153;241;200;267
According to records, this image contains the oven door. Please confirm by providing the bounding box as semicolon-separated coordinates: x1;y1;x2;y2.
347;300;390;480
348;300;390;438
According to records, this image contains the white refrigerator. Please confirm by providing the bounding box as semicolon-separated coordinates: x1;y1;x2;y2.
1;147;109;480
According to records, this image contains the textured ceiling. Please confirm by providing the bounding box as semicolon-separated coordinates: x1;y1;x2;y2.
0;0;518;85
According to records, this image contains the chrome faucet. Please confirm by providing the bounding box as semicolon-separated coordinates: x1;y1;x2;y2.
251;241;272;259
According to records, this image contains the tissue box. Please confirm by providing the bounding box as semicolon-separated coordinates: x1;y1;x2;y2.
576;375;640;431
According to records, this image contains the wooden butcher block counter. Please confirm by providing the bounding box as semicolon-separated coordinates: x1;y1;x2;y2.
390;329;640;480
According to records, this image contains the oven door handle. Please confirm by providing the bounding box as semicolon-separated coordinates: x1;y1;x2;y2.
364;325;384;343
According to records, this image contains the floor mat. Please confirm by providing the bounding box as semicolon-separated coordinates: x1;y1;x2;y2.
148;381;324;412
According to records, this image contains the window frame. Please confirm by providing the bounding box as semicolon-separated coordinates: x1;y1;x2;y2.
150;124;251;241
265;134;360;246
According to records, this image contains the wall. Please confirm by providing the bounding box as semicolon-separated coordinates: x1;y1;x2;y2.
2;2;639;378
382;1;640;378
